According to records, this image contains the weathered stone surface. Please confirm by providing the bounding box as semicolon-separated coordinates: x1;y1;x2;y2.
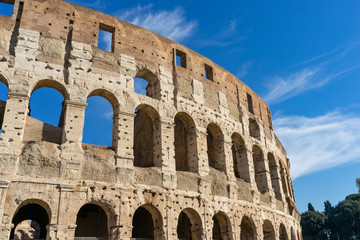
0;0;301;239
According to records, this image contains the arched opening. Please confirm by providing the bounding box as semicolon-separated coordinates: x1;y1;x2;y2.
13;220;40;239
280;162;289;196
212;212;231;240
25;80;67;144
75;204;108;239
177;208;203;240
291;227;296;240
268;153;282;200
10;203;50;239
0;74;9;132
134;69;161;100
240;216;256;240
134;104;160;167
132;205;163;239
207;123;225;172
174;112;197;172
231;133;249;182
82;89;118;148
249;119;260;140
262;220;275;240
177;212;192;239
279;223;288;240
252;145;269;194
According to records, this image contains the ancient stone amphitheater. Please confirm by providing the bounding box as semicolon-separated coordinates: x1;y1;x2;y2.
0;0;302;239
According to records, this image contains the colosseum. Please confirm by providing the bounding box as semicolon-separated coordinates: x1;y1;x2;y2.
0;0;302;239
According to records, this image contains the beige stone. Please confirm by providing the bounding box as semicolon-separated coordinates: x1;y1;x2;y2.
0;0;302;239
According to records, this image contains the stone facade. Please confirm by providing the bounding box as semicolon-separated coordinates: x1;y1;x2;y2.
0;0;302;239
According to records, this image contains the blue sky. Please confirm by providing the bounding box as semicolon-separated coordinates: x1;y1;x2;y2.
1;0;359;213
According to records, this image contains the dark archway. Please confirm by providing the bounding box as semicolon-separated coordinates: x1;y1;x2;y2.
231;133;249;182
240;216;256;240
212;212;231;240
132;205;163;239
207;123;225;172
268;153;282;200
252;145;268;194
177;208;203;240
174;112;197;172
75;204;108;239
134;104;160;167
279;223;288;240
10;203;50;239
249;119;260;140
263;220;275;240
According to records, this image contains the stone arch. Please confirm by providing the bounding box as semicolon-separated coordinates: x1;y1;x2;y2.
9;199;51;240
279;223;289;240
252;145;269;193
83;88;120;148
134;104;161;167
24;80;68;143
0;73;9;131
177;208;203;240
29;79;68;99
291;227;296;240
249;118;260;140
263;220;275;240
279;162;289;196
174;112;198;172
74;203;111;239
0;72;9;88
207;123;225;172
231;132;250;182
87;88;119;112
132;204;164;240
268;152;282;200
212;211;232;240
240;215;256;240
134;68;161;100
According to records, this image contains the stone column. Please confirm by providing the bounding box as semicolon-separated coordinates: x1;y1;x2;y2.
159;118;176;189
223;135;235;181
196;127;210;177
55;184;75;240
0;181;11;239
114;110;135;168
0;92;29;152
61;100;87;144
117;189;133;239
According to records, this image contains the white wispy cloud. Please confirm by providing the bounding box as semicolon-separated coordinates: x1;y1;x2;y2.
263;39;360;104
237;61;253;79
273;112;360;179
196;19;246;48
116;4;197;42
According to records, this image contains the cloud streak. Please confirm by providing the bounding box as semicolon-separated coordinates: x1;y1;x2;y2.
273;112;360;179
263;39;360;104
116;4;197;42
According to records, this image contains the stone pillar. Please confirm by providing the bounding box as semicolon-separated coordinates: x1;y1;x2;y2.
114;110;135;169
263;154;273;194
159;118;176;189
117;189;133;239
246;149;257;190
55;184;75;239
196;128;210;177
223;135;235;181
0;181;10;239
158;66;174;104
0;92;29;152
61;100;87;144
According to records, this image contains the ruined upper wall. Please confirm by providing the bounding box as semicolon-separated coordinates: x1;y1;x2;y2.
0;0;273;130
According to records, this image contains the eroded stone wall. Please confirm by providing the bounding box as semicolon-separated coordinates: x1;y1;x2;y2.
0;0;301;239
